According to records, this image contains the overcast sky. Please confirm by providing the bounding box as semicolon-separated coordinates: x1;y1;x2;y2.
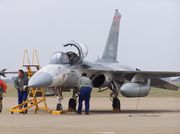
0;0;180;77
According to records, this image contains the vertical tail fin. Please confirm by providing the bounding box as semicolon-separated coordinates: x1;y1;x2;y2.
100;9;121;63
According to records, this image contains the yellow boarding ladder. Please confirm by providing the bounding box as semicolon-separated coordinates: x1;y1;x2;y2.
10;50;49;114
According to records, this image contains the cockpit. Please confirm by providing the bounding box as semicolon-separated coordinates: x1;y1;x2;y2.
49;41;88;65
49;51;80;65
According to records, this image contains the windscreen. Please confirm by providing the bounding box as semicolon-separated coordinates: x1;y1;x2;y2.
49;52;69;64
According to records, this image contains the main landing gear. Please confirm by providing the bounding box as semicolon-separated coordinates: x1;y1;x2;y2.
110;81;121;112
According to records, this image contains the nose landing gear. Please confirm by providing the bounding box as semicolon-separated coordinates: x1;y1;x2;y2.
68;88;79;112
56;103;63;111
53;87;63;111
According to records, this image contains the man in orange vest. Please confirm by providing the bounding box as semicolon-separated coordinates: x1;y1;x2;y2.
0;78;7;113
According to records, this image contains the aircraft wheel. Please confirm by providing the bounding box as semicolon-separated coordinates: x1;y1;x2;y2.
112;98;121;112
68;98;76;112
56;103;63;111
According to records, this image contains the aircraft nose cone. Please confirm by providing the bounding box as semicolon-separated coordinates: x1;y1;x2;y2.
28;72;53;88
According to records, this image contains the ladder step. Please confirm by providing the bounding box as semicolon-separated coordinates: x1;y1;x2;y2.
23;65;40;67
10;88;49;114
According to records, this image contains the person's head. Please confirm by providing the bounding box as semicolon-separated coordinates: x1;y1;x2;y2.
18;69;24;78
82;72;87;77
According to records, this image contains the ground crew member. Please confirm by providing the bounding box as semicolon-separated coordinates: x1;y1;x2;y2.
77;73;92;115
14;69;29;113
0;78;7;113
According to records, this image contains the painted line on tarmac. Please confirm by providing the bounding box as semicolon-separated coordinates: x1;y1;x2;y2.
92;131;115;134
3;124;21;127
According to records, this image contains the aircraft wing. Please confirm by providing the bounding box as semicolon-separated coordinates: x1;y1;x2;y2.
0;69;36;77
86;68;180;90
81;62;180;90
150;78;179;91
83;66;180;79
113;70;180;78
0;69;17;77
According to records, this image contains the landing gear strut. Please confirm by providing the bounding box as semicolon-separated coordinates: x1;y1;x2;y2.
53;87;63;111
68;88;79;112
110;81;121;112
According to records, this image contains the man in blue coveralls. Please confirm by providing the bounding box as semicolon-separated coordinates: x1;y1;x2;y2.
77;73;92;115
14;69;29;114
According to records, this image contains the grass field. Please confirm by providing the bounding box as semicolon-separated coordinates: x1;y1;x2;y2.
5;84;180;98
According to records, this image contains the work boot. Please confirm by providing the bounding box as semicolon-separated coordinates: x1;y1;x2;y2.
76;111;81;115
23;110;28;114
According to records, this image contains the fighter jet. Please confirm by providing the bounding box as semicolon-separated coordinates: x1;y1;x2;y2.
28;9;180;111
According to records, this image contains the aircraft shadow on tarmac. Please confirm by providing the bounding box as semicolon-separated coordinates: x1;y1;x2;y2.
89;109;180;115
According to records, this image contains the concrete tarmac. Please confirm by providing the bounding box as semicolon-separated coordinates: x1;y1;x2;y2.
0;97;180;134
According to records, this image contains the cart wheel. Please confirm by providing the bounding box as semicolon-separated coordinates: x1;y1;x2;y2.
11;112;14;114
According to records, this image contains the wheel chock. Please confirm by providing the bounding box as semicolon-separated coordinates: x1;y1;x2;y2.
50;110;63;115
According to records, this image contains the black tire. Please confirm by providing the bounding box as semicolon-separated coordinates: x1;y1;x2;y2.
112;98;121;112
0;101;2;113
0;93;3;113
68;98;76;112
56;103;62;111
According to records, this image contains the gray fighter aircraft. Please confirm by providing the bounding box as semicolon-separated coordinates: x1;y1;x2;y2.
28;9;180;111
